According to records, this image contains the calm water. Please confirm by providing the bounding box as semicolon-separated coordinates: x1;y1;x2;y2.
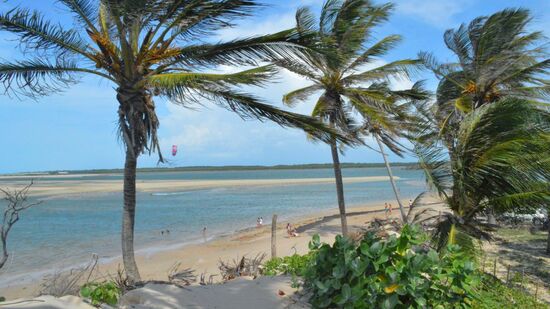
0;167;425;285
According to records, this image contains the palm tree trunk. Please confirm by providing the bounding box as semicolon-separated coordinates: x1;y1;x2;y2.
374;135;407;223
122;149;141;283
330;140;348;236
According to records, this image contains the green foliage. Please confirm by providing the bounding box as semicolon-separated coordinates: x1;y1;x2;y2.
263;253;313;277
473;275;549;309
0;296;5;302
80;281;120;307
304;225;480;308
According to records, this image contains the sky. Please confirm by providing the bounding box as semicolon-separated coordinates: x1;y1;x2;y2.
0;0;548;173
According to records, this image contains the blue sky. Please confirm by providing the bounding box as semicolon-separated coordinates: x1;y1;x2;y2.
0;0;548;173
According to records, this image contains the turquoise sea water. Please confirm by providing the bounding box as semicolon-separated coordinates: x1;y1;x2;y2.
0;167;426;286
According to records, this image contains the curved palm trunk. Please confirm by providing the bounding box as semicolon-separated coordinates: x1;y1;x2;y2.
330;140;349;236
122;150;141;282
374;135;407;223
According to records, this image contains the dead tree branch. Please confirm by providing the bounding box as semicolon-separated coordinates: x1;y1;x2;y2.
0;180;41;270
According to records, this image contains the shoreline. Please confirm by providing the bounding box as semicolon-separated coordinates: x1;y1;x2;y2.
0;198;427;299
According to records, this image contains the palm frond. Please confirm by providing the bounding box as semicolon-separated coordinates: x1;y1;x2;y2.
58;0;98;31
282;84;323;107
149;65;277;90
342;59;421;85
0;8;91;57
0;59;100;96
159;29;307;70
346;34;402;71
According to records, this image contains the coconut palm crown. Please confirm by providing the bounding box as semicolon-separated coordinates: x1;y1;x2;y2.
0;0;355;282
277;0;426;233
420;8;550;150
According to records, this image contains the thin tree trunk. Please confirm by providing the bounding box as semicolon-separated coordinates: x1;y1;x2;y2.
0;234;8;270
271;214;277;259
122;150;141;283
330;140;348;236
375;135;407;223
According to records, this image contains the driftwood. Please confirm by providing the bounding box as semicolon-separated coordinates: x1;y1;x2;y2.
218;253;266;281
167;262;196;286
0;181;41;270
40;254;99;297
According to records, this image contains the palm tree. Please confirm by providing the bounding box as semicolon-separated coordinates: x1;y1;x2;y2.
359;82;428;223
277;0;423;234
416;8;550;248
413;97;550;251
0;0;352;282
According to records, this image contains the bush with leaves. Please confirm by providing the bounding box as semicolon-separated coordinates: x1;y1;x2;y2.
263;253;313;277
304;225;479;308
80;281;120;307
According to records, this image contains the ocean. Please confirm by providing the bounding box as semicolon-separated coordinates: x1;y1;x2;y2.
0;167;426;286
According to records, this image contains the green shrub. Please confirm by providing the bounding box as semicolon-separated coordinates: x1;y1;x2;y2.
304;225;480;308
80;281;120;306
263;253;312;277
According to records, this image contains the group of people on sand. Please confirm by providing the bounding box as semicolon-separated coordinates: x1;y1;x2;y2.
255;216;299;237
286;223;299;237
160;229;170;235
384;202;393;218
384;200;414;218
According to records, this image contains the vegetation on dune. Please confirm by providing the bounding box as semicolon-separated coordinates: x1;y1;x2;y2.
473;274;549;309
0;0;355;282
304;225;479;308
277;0;428;234
80;281;120;306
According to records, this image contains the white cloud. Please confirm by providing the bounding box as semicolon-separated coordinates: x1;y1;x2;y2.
396;0;474;28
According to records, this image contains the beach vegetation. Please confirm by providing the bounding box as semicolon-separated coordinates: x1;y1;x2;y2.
473;274;549;309
0;0;355;283
304;225;479;308
277;0;427;234
80;281;120;307
413;8;550;252
263;253;312;277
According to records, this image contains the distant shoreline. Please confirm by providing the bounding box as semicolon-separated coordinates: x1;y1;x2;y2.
1;162;421;176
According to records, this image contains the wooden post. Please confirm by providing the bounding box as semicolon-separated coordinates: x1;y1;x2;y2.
482;254;486;273
520;268;525;288
493;258;497;277
271;214;277;259
506;265;511;284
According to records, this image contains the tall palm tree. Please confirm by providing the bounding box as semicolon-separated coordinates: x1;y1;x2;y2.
359;82;428;223
0;0;352;282
277;0;422;234
416;8;550;247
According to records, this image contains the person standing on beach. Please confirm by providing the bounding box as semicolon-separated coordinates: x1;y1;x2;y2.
384;203;389;219
389;203;393;215
202;226;207;243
